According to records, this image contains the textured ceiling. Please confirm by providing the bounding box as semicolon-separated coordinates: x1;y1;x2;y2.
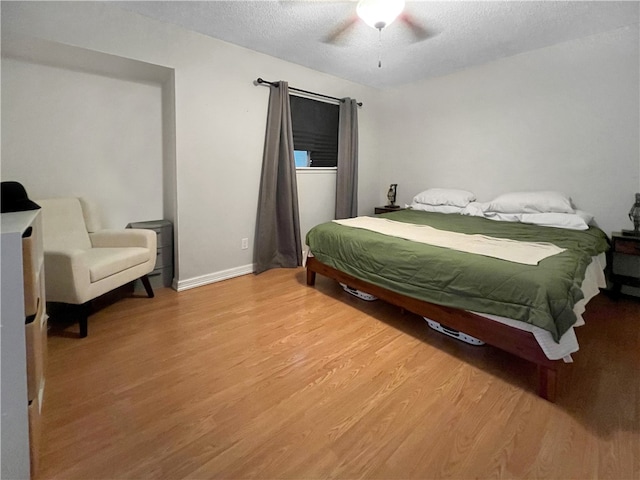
116;1;639;89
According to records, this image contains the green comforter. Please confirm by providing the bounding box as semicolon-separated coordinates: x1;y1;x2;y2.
306;210;609;342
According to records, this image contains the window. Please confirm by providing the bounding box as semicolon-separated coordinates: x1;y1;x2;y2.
290;95;339;168
294;150;310;168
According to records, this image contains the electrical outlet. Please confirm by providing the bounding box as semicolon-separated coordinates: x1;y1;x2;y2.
241;238;249;250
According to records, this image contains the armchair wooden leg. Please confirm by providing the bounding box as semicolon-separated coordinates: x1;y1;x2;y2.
78;302;90;338
79;317;88;338
140;275;155;298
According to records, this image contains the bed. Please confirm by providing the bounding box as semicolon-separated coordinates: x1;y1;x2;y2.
305;200;610;402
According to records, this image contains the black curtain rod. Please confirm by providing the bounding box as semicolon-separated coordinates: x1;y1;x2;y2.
255;78;363;107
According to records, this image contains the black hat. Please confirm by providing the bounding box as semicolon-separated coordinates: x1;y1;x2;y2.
1;181;41;213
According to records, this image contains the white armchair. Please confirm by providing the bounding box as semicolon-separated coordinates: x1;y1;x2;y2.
36;197;157;337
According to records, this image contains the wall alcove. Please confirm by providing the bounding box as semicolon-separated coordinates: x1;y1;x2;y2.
2;34;179;282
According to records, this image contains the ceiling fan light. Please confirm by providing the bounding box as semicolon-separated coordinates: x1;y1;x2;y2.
357;0;405;30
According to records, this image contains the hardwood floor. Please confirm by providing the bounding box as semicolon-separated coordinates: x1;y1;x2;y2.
37;268;639;479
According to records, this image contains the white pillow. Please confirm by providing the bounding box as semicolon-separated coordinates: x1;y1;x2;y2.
461;202;487;217
412;188;476;208
410;203;464;214
520;213;590;230
485;191;574;214
483;211;523;223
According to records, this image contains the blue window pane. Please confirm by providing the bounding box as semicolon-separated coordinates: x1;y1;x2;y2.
294;150;308;168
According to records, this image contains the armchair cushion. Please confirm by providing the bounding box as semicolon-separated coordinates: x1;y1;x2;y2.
85;247;151;282
79;197;102;233
39;198;91;251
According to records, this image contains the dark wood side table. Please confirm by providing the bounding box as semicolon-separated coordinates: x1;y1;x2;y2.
611;232;640;295
374;206;405;214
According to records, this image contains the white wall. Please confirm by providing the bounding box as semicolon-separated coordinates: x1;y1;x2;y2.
1;1;382;289
296;169;337;244
1;56;164;229
377;25;640;236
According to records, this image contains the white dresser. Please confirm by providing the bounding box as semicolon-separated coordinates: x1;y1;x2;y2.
1;210;47;479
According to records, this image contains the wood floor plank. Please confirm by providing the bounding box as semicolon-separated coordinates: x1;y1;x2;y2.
36;268;639;479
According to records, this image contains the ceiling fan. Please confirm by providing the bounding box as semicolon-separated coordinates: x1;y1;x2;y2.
325;0;434;64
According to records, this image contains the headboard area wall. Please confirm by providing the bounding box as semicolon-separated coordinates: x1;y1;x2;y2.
378;24;640;237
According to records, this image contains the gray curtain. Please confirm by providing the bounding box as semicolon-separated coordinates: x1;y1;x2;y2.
335;98;359;219
255;81;302;274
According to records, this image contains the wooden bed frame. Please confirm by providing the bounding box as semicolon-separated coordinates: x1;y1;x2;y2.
306;256;560;402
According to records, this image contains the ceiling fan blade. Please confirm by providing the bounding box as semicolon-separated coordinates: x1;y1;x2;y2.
323;16;359;45
399;12;435;42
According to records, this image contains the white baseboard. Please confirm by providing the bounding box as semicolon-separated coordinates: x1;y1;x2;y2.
176;263;255;291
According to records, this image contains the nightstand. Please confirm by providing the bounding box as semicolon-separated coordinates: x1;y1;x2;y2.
611;232;640;295
127;220;174;288
374;206;405;214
